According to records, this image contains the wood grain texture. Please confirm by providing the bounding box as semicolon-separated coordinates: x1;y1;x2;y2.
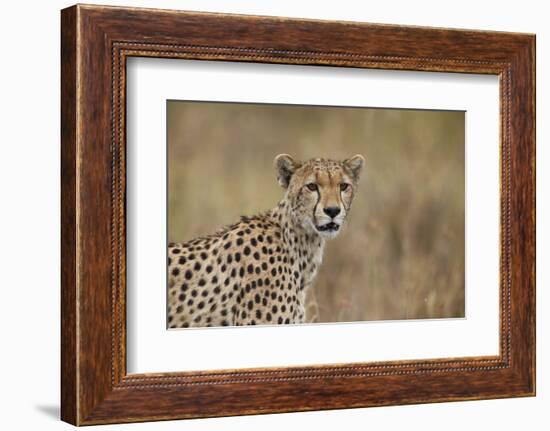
60;4;535;425
60;5;78;425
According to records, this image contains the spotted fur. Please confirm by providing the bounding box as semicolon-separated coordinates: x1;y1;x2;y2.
167;154;365;328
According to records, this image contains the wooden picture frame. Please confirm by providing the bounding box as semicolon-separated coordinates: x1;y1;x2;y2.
61;4;535;425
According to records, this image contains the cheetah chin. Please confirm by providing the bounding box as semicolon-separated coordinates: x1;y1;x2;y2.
316;222;340;232
315;222;341;239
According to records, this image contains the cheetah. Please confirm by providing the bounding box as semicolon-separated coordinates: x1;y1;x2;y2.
167;154;365;328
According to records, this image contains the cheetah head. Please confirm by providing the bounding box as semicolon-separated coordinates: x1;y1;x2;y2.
275;154;365;239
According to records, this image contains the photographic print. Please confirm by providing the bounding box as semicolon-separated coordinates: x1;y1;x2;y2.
61;6;535;423
167;101;465;329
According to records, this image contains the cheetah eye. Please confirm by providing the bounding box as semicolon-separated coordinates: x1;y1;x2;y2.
306;183;318;192
340;183;350;192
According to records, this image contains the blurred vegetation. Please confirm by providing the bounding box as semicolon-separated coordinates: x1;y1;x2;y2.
168;101;465;322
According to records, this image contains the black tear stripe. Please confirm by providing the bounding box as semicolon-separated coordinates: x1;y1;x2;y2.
312;171;321;222
313;190;321;222
340;189;350;212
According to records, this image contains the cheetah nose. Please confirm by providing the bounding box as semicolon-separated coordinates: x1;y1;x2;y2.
323;207;341;218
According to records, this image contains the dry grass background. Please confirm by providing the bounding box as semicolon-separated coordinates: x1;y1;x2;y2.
168;101;465;322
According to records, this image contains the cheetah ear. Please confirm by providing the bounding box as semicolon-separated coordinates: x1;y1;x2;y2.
344;154;365;182
274;154;300;188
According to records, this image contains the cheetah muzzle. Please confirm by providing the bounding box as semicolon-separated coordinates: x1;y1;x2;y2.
168;154;365;328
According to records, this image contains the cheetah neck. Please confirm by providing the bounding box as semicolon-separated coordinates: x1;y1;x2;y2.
269;200;326;288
